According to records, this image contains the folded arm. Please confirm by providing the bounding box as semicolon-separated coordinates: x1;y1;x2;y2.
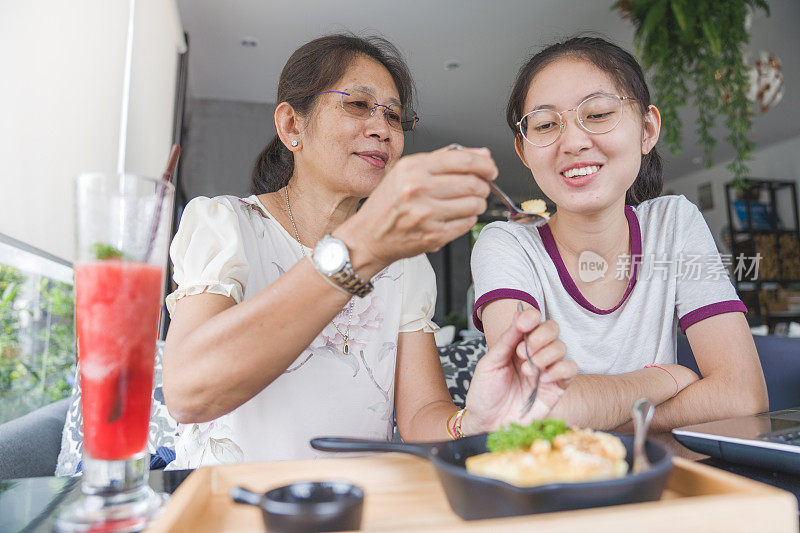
481;299;767;431
636;312;767;432
478;299;681;430
545;365;698;430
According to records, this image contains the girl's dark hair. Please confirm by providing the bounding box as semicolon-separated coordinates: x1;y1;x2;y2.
251;34;416;194
506;36;662;205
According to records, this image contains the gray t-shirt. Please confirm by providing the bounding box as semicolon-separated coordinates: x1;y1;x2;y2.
471;195;746;375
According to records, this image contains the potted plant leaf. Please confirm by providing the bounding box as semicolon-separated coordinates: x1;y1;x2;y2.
614;0;770;187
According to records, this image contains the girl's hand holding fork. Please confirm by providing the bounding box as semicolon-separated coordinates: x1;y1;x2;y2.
460;306;577;435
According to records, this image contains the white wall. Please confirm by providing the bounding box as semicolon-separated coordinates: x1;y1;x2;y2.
126;0;182;179
0;0;183;262
666;135;800;246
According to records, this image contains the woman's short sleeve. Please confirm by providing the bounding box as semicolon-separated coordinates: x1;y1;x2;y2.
165;197;249;316
399;254;440;333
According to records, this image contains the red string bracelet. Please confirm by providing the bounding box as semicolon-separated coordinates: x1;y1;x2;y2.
645;364;679;398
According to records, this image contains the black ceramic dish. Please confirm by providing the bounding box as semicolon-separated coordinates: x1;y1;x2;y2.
311;433;672;521
230;481;364;532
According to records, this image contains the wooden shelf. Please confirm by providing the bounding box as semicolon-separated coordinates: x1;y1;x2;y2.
725;179;800;322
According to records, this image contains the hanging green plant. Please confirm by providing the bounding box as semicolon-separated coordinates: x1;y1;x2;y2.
613;0;770;187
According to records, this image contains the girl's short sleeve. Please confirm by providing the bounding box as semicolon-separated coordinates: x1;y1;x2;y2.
471;223;544;331
399;254;440;333
165;197;249;316
674;198;746;333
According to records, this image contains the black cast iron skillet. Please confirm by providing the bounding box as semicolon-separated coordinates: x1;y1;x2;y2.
311;433;672;521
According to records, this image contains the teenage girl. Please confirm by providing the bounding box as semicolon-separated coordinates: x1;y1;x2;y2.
471;37;767;432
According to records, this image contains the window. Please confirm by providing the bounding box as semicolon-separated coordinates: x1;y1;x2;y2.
0;234;74;424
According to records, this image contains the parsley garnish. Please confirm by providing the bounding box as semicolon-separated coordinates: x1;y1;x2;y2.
486;419;568;453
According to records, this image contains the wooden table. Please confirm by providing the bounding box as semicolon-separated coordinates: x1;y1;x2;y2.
3;431;796;531
147;443;798;532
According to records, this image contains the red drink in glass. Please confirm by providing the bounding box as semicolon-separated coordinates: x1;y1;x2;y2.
75;261;163;460
57;172;174;532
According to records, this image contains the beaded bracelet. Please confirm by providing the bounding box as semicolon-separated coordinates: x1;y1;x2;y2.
645;364;679;398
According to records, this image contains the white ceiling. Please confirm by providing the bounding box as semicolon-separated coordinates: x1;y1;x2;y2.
176;0;800;199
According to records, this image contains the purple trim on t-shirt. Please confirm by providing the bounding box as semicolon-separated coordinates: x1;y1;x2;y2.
472;288;540;333
536;205;642;315
678;300;748;334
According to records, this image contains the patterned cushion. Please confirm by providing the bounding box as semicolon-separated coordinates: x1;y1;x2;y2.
55;341;179;476
437;338;488;407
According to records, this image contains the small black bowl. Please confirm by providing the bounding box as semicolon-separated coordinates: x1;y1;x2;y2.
231;481;364;532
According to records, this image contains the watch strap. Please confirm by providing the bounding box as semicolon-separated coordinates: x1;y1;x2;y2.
329;262;374;298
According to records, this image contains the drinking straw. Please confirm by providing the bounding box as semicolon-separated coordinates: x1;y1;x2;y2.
107;145;181;423
143;144;181;263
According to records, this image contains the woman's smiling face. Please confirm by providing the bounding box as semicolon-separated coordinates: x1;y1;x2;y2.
297;55;405;199
516;57;658;215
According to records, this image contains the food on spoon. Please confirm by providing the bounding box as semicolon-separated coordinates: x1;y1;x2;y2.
520;199;550;220
466;419;628;487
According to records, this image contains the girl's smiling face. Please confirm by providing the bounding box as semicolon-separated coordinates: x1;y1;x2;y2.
516;57;660;216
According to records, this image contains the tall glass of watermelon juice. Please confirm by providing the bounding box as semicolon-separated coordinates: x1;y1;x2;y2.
56;173;174;532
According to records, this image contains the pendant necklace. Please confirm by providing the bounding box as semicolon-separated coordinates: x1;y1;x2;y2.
285;185;354;354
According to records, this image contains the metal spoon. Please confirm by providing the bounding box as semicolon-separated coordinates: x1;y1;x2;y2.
447;144;548;229
632;397;655;474
488;181;548;228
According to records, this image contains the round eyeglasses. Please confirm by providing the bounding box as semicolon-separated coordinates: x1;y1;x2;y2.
516;94;637;147
317;89;420;132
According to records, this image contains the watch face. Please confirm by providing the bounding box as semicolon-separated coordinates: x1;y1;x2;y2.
316;239;348;274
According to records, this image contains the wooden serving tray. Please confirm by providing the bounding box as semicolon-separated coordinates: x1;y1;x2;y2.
147;453;798;532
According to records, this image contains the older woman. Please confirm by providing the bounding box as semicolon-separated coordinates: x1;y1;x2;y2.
162;34;576;468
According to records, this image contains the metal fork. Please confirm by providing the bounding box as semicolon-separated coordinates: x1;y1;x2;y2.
517;301;540;417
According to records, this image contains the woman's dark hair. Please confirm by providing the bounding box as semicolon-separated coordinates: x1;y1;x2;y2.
506;36;662;205
251;34;416;194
